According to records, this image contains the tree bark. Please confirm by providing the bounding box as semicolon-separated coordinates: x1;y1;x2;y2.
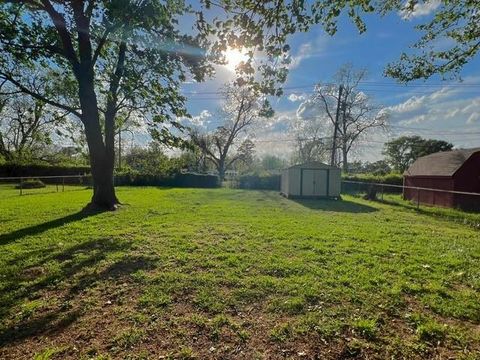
218;159;226;181
78;75;119;210
342;143;348;173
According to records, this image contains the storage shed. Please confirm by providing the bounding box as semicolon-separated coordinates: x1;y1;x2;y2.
281;162;341;198
403;148;480;210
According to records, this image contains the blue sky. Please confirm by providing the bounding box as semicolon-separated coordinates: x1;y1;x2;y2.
177;3;480;162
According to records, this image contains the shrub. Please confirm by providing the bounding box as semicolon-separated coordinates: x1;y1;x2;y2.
0;163;90;178
237;173;281;190
16;179;46;189
114;171;219;188
342;173;403;185
342;173;403;194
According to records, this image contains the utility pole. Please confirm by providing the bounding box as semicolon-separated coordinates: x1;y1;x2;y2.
330;84;343;167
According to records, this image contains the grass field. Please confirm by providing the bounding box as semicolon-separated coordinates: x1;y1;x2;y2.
0;186;479;359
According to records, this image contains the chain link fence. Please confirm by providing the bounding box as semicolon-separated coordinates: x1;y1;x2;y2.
0;175;93;198
342;180;480;212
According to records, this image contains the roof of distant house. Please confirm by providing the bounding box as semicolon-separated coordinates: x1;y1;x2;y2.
404;148;480;177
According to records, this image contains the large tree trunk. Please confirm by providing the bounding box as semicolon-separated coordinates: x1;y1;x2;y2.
84;116;119;210
90;155;117;209
79;77;119;210
218;159;226;181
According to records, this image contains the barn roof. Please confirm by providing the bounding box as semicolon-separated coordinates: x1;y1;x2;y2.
286;162;340;170
404;148;480;177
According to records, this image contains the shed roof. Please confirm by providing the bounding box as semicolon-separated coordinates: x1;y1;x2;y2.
404;148;480;177
286;162;340;170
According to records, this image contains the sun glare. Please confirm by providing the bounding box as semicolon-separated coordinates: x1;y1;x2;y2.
224;48;248;72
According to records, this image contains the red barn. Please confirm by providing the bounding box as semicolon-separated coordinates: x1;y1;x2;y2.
403;148;480;210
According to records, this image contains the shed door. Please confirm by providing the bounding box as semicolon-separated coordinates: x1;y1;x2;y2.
302;169;328;196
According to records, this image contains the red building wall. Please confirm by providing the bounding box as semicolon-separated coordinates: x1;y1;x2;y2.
404;176;455;208
452;153;480;210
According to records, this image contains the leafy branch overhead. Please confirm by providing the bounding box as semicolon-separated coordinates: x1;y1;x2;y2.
385;0;480;81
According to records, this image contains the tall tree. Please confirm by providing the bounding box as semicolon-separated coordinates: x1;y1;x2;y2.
191;84;266;180
0;1;213;209
312;65;388;172
383;135;454;172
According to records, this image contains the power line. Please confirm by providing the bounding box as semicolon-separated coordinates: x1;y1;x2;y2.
181;81;480;95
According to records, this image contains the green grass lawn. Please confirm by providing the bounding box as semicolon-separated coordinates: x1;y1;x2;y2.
0;187;479;359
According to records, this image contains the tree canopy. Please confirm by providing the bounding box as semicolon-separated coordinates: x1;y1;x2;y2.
386;0;479;81
383;135;454;172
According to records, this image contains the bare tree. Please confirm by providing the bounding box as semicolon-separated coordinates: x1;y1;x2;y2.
291;114;331;164
0;93;65;161
312;65;388;172
191;85;266;180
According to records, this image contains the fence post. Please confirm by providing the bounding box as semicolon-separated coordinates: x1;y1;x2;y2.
381;185;384;201
56;181;59;192
417;188;420;210
20;177;23;196
62;177;65;192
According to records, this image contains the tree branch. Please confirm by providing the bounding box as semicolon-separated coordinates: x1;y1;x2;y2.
0;73;81;118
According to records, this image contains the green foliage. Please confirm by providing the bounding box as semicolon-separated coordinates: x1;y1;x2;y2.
122;143;186;176
237;173;281;190
342;172;403;187
385;0;479;81
383;136;453;172
114;172;219;189
0;162;90;177
261;155;287;171
348;160;391;175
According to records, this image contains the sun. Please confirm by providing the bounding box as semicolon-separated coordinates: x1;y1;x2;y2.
224;48;248;72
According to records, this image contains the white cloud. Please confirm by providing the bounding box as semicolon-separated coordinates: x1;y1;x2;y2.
179;109;212;128
288;36;330;69
287;93;306;102
386;87;459;115
386;83;480;131
467;113;480;124
400;0;441;20
289;43;314;69
387;96;426;113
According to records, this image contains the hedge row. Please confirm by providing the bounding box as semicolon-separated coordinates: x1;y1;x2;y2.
342;173;403;186
341;173;403;194
236;174;281;190
115;172;219;188
0;163;90;177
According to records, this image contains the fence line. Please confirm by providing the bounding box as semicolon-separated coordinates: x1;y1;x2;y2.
0;175;89;181
0;174;92;196
342;180;480;197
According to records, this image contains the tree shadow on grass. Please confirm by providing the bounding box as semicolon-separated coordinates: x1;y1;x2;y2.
291;197;378;213
0;207;104;246
0;237;158;346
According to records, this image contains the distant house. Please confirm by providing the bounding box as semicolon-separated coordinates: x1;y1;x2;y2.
403;148;480;210
281;162;341;198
